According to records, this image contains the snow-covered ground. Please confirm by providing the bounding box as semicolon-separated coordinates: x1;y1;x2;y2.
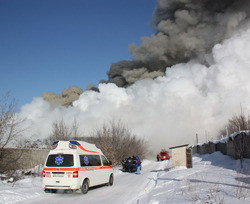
0;152;249;204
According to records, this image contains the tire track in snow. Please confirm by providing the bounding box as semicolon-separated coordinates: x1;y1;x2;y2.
128;159;171;204
136;160;207;204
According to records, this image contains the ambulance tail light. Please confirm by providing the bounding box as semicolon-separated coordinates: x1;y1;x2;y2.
43;171;51;177
73;171;78;178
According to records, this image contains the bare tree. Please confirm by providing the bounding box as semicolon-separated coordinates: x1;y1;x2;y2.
71;119;83;139
219;108;250;136
234;132;249;169
47;118;84;145
219;109;250;168
92;120;147;165
0;93;24;174
50;119;72;141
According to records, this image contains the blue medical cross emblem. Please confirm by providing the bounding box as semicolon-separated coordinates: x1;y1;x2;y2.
84;156;89;165
55;155;64;165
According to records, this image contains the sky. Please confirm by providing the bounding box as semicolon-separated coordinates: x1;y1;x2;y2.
2;0;250;148
0;0;157;107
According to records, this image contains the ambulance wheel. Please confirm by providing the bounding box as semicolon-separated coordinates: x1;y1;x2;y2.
81;179;89;194
108;174;114;186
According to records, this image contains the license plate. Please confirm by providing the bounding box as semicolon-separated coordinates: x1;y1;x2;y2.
53;174;64;177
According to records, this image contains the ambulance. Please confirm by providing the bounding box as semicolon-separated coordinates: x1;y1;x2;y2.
42;140;113;194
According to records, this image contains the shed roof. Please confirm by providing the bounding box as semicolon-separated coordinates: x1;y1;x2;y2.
169;144;189;149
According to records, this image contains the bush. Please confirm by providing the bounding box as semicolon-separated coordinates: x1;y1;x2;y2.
219;110;250;168
91;121;147;165
46;119;84;145
219;109;250;136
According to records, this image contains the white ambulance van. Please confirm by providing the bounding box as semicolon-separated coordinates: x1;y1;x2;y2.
42;140;113;194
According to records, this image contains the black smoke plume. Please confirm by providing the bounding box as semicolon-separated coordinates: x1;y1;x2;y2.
106;0;250;87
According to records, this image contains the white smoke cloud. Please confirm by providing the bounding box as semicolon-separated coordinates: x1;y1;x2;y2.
19;26;250;152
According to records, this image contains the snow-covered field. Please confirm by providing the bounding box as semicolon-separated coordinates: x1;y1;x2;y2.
0;152;249;204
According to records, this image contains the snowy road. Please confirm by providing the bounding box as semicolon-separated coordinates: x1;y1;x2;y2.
18;160;170;204
1;153;250;204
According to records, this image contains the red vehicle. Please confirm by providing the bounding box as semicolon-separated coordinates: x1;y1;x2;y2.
157;150;170;161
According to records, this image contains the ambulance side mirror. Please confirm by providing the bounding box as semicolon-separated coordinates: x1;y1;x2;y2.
109;161;112;166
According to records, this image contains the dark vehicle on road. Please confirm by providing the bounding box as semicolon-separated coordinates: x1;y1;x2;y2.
122;156;141;173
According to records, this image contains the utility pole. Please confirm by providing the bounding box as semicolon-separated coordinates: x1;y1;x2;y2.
196;133;198;144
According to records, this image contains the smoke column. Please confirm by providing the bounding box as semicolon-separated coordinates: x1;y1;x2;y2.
108;0;250;87
19;0;250;152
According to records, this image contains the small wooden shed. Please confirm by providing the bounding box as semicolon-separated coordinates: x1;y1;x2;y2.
169;144;192;168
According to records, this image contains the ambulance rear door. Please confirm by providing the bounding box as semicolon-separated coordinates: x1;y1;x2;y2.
44;154;76;188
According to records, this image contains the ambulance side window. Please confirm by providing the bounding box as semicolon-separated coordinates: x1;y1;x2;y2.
80;155;101;166
101;155;110;166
